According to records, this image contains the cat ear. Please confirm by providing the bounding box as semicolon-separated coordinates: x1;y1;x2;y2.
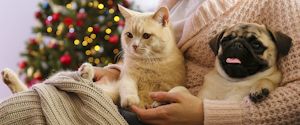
118;4;136;20
152;6;170;27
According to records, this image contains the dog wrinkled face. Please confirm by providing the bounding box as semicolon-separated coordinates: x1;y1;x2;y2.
218;27;269;78
210;23;292;79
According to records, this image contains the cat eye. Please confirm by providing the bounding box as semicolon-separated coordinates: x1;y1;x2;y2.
127;32;133;38
143;33;151;39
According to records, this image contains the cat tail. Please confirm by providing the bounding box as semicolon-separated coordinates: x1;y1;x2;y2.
97;80;120;104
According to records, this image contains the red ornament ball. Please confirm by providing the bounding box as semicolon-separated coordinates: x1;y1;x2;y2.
93;26;100;34
109;35;119;44
27;79;44;88
63;17;73;25
18;61;27;69
30;38;36;44
76;20;83;27
60;54;72;66
76;12;87;20
122;0;131;8
109;3;115;8
33;72;43;80
117;20;125;26
67;32;77;39
52;13;61;21
35;11;42;18
45;20;52;25
47;42;60;49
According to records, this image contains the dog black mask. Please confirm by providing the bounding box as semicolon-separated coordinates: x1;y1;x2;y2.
218;35;268;78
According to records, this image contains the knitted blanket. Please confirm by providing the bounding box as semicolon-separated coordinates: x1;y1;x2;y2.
0;71;128;125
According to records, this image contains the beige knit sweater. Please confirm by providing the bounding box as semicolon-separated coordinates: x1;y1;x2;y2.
158;0;300;124
0;71;128;125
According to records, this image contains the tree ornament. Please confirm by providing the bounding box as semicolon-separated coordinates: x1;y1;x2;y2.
47;39;60;49
60;52;72;66
43;2;51;10
36;20;42;28
117;20;125;26
59;40;65;51
45;20;52;25
33;70;43;79
67;32;77;39
30;38;37;44
109;3;115;8
98;15;105;22
91;47;97;55
18;70;22;77
109;35;119;44
122;0;131;8
76;12;87;20
27;67;34;77
52;13;61;21
27;79;43;88
35;32;43;43
52;4;62;13
118;26;123;33
76;20;83;27
18;61;27;69
104;10;110;16
57;22;65;31
93;26;100;34
35;11;42;18
63;17;73;25
70;2;78;10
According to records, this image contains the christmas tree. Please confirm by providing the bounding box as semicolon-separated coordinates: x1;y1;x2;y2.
19;0;134;87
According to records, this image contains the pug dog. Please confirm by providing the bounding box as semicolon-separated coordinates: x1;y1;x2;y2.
153;23;291;107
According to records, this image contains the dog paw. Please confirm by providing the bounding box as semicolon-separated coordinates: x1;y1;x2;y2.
120;94;140;109
249;88;270;103
152;101;171;108
78;63;94;80
1;68;17;85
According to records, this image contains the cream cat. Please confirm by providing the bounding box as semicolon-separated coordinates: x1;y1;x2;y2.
1;5;186;110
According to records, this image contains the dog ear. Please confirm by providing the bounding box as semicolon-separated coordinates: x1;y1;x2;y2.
209;28;227;56
266;28;292;56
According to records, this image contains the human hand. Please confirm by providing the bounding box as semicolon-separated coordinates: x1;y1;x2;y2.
131;92;204;125
93;67;120;85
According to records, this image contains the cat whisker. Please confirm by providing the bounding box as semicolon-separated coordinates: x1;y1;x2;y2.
114;50;124;63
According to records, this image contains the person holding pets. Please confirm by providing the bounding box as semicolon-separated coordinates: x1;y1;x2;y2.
94;0;300;124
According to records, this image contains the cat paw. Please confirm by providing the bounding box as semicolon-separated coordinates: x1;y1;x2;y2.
1;68;17;85
152;101;171;108
120;94;140;109
78;63;94;80
249;88;270;103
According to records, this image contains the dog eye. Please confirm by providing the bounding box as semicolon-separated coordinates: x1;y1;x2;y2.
126;32;133;38
221;41;228;47
251;42;267;54
251;43;260;49
143;33;151;39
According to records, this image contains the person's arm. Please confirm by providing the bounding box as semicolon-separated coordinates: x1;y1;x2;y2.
131;92;204;125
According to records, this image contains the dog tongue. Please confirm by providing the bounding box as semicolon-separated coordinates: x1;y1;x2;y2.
226;58;241;64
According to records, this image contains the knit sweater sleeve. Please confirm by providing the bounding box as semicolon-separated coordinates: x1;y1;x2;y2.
203;0;300;124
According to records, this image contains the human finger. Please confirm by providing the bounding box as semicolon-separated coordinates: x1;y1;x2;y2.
131;105;169;120
149;92;184;103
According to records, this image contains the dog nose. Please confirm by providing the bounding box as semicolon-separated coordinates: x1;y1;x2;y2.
231;42;243;49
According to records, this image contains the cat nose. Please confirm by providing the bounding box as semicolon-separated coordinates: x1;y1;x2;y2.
133;45;138;50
